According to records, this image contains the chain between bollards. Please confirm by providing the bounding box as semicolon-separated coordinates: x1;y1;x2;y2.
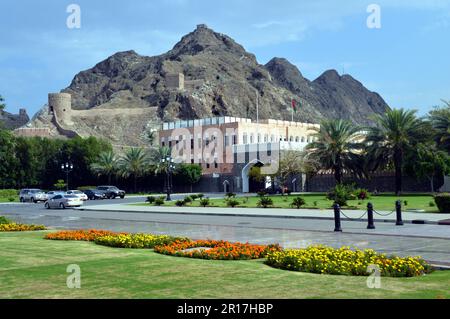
395;200;404;226
367;202;375;229
333;203;342;232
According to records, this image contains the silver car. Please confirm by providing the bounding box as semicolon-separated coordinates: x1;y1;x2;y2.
19;189;48;203
44;194;83;209
66;190;88;201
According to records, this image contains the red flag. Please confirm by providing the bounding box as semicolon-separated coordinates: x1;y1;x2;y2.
291;99;297;112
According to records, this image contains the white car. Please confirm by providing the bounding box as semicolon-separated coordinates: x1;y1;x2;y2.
45;194;83;209
65;190;88;201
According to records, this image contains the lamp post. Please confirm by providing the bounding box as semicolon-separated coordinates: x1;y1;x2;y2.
61;162;73;191
161;156;175;201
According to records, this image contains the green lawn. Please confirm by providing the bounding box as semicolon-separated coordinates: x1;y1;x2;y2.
137;194;439;213
0;231;449;299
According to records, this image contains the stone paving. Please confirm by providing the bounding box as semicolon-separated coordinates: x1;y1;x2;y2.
77;203;450;224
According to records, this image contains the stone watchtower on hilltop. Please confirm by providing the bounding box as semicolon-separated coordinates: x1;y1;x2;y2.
48;93;72;125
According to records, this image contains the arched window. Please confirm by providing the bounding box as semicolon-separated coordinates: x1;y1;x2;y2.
301;137;305;143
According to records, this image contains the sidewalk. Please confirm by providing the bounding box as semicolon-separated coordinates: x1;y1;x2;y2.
77;204;450;225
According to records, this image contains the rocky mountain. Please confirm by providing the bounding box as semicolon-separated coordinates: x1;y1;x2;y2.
62;24;389;125
0;109;29;130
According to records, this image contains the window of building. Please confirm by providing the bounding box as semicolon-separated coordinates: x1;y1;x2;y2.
250;134;254;144
243;133;248;144
232;135;237;145
214;161;218;169
301;137;305;143
224;135;229;146
295;136;299;142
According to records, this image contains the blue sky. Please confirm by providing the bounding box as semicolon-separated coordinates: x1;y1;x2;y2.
1;0;449;116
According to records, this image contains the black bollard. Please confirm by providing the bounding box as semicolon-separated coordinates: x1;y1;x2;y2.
333;203;342;232
367;202;375;229
395;200;404;226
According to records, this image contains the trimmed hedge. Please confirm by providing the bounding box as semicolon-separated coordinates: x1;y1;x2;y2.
434;193;450;213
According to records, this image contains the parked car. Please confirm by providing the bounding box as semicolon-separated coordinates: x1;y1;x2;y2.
19;189;48;203
46;191;66;199
44;194;83;209
96;186;126;199
66;190;88;201
83;189;106;200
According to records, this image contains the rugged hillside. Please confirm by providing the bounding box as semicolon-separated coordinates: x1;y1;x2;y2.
62;25;389;126
0;109;29;130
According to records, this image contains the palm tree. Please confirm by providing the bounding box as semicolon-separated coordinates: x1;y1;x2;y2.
365;109;429;195
428;100;450;152
149;146;172;174
304;119;364;184
90;151;118;184
118;148;149;193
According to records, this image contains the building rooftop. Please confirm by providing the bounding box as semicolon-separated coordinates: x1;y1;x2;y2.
161;116;319;130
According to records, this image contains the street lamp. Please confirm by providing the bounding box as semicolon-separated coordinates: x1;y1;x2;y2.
61;162;73;191
161;156;175;201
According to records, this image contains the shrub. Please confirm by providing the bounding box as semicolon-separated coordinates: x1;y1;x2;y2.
146;196;156;204
95;233;188;249
257;190;267;197
257;196;273;208
190;194;198;201
154;197;165;206
199;198;210;207
429;201;436;207
0;189;19;198
175;200;185;207
403;200;408;206
354;188;370;200
0;216;11;224
197;193;204;199
154;239;282;260
265;245;433;277
291;197;306;209
434;193;450;213
313;201;318;207
0;223;46;232
45;229;122;241
183;196;192;204
226;199;240;208
226;192;236;199
327;184;354;206
76;186;97;191
8;197;15;202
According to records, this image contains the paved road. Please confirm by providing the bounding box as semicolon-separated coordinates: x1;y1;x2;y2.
1;194;450;266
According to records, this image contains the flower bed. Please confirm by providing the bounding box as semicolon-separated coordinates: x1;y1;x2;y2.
265;245;432;277
154;239;281;260
45;229;122;241
95;233;189;249
0;223;46;232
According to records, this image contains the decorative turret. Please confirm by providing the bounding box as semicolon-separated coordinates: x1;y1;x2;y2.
48;93;72;125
